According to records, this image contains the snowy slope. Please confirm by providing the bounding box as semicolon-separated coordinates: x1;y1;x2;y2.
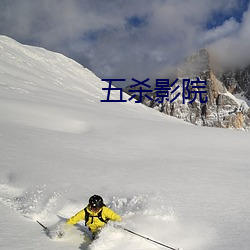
0;36;250;250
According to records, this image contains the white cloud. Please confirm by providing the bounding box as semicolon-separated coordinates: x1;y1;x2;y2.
209;4;250;69
201;18;240;45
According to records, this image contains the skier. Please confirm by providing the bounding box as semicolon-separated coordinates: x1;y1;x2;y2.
66;194;121;239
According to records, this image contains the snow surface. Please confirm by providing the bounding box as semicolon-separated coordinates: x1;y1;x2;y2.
0;35;250;250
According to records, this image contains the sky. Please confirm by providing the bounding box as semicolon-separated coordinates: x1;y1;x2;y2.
0;0;249;87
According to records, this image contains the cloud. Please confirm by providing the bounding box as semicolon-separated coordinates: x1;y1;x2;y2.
201;18;240;45
209;3;250;69
0;0;249;86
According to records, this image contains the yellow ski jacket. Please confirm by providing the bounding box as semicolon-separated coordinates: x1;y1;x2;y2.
67;206;121;233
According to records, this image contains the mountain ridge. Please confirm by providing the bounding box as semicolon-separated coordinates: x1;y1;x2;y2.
126;48;250;130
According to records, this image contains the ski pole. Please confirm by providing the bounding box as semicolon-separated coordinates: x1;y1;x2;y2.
122;227;180;250
37;220;48;231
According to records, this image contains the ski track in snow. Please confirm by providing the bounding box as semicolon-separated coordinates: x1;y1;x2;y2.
0;99;91;134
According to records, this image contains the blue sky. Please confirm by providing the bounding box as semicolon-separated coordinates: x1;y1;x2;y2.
0;0;249;87
206;0;249;28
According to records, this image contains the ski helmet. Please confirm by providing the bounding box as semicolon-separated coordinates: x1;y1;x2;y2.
89;195;104;210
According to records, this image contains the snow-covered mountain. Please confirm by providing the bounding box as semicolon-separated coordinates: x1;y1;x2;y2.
130;49;250;130
216;65;250;101
0;36;250;250
176;49;250;129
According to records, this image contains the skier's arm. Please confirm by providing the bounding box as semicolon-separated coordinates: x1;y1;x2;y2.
104;207;122;222
67;209;85;225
